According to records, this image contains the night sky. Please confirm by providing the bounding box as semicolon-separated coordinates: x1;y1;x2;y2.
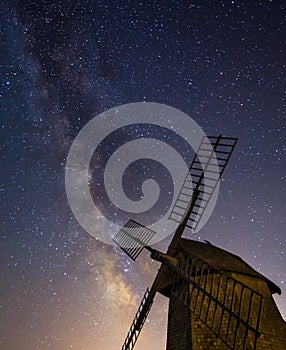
1;1;285;350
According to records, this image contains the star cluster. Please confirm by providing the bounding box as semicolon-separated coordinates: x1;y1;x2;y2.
1;1;285;349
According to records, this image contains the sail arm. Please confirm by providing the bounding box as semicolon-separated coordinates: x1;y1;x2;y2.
121;288;154;350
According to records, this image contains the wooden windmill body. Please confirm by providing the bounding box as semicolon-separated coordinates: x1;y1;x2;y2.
113;135;286;350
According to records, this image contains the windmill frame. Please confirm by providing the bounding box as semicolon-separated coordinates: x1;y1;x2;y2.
113;134;268;350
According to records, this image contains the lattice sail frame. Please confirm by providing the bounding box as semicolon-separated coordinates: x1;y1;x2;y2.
169;135;237;231
171;248;263;350
121;288;153;350
113;219;156;261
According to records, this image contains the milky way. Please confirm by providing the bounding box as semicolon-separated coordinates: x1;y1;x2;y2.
1;1;285;349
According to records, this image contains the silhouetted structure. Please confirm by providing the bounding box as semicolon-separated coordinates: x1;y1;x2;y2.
165;239;286;350
113;135;286;349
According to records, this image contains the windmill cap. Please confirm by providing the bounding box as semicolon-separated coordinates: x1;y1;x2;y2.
180;238;282;295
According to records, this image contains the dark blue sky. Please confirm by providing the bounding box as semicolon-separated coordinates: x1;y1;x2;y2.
1;1;285;349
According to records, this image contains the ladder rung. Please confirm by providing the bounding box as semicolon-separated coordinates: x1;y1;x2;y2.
203;176;219;182
196;197;208;203
213;142;236;147
188;217;198;223
190;167;204;172
202;141;236;148
176;198;191;204
188;173;202;178
172;210;184;217
216;156;230;161
202;169;221;175
191;181;214;189
174;203;188;210
181;191;193;197
197;149;213;154
207;135;237;141
193;203;207;209
181;184;194;191
193;159;225;168
215;150;232;155
169;216;181;223
191;165;221;173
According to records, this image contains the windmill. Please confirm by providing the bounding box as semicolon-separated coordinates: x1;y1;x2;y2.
112;135;285;350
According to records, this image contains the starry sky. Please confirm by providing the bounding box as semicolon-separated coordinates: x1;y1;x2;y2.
1;1;285;350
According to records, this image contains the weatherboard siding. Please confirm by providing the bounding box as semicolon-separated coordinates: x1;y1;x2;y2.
167;276;286;349
165;243;286;349
167;295;192;350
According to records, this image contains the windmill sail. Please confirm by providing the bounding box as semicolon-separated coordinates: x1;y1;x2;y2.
113;219;156;261
171;249;263;350
169;135;237;231
115;134;241;350
121;288;154;350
